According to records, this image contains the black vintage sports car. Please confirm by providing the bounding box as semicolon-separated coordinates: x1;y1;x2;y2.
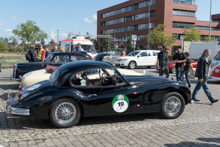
6;61;191;128
11;52;92;80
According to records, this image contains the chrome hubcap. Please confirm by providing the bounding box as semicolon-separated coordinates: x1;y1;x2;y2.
55;102;76;124
130;62;135;69
164;96;181;116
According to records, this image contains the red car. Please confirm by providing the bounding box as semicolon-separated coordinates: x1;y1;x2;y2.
169;61;198;73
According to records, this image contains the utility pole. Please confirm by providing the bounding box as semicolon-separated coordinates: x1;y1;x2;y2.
209;0;212;42
148;0;152;49
57;29;59;47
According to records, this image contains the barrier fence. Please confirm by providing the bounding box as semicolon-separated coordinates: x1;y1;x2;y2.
0;56;26;69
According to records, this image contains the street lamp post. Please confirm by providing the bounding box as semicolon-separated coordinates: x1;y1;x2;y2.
148;0;152;49
209;0;212;42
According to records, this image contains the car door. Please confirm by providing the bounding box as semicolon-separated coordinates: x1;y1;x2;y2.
137;51;149;66
83;68;140;117
146;51;155;66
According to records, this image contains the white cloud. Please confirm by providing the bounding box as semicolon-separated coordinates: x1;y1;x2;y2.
50;31;57;40
0;22;3;26
60;33;68;40
11;16;20;20
5;29;12;32
84;14;97;24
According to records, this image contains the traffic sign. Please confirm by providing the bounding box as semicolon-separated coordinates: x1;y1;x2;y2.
132;35;137;41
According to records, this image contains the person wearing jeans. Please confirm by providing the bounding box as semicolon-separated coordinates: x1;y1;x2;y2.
156;47;169;78
173;48;185;81
179;52;194;88
192;49;218;104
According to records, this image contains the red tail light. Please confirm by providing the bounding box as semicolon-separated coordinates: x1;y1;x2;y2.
18;93;22;99
19;86;22;91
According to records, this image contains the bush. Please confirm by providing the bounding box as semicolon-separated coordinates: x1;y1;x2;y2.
168;55;173;61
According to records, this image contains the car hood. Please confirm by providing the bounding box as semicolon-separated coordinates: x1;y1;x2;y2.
117;56;136;59
124;75;170;86
17;62;46;67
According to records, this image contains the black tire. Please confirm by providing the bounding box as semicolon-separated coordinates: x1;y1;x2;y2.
160;92;185;119
49;98;81;128
171;66;176;73
146;66;151;69
128;61;136;69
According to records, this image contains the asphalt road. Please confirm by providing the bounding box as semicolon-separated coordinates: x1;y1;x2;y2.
0;68;220;147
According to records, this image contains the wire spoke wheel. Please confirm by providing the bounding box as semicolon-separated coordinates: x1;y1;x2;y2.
164;96;181;117
55;102;77;124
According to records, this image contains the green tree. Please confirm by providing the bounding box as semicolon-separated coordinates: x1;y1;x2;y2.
147;24;176;47
126;35;133;52
13;20;48;44
102;36;114;51
49;39;55;45
0;37;9;52
4;37;9;44
9;36;18;46
204;36;215;42
90;38;98;50
183;27;201;41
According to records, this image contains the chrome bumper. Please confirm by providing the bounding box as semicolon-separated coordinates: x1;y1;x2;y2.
6;94;30;116
10;74;22;81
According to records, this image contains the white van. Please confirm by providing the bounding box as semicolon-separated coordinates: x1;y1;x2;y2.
189;42;220;60
60;36;97;58
115;50;160;69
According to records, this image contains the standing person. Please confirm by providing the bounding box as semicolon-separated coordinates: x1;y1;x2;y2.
179;52;195;88
67;48;71;52
36;45;46;62
156;47;169;78
122;50;126;56
26;45;37;62
45;48;51;58
173;48;185;81
192;49;218;104
77;43;84;52
52;46;58;52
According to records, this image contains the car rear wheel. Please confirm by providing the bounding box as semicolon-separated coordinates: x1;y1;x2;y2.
171;66;176;73
128;61;136;69
49;98;81;128
160;92;185;119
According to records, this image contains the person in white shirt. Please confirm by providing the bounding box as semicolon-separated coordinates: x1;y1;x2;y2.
77;43;84;52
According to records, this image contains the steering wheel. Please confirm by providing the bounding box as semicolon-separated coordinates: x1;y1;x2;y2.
100;73;106;85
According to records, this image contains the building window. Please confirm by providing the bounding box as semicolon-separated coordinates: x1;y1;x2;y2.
195;26;220;31
102;23;155;34
213;19;220;22
101;0;156;18
173;34;185;40
173;22;195;28
173;0;196;5
173;10;195;17
102;11;155;27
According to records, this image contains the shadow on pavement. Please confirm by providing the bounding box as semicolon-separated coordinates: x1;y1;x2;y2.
164;138;220;147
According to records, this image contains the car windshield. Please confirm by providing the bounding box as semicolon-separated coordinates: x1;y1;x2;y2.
50;69;59;83
81;45;96;54
214;53;220;61
127;51;140;56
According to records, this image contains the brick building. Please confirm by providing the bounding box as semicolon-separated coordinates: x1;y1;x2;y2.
97;0;220;54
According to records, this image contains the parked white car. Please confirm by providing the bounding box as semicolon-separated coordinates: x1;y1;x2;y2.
115;50;160;69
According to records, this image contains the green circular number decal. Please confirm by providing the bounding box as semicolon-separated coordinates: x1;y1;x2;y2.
112;95;129;113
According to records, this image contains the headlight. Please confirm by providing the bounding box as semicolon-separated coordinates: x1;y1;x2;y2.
122;59;128;61
26;84;41;91
23;72;32;78
215;68;220;74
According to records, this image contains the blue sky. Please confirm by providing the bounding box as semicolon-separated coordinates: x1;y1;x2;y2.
0;0;219;43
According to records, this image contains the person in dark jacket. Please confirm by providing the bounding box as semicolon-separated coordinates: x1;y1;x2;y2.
192;49;218;104
45;48;51;58
173;48;185;81
27;45;37;62
156;47;169;78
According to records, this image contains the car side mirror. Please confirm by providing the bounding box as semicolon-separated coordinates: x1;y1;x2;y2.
137;56;140;58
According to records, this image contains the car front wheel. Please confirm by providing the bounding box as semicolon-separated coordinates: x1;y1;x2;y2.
160;92;185;119
49;98;81;128
128;61;136;69
171;66;176;73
